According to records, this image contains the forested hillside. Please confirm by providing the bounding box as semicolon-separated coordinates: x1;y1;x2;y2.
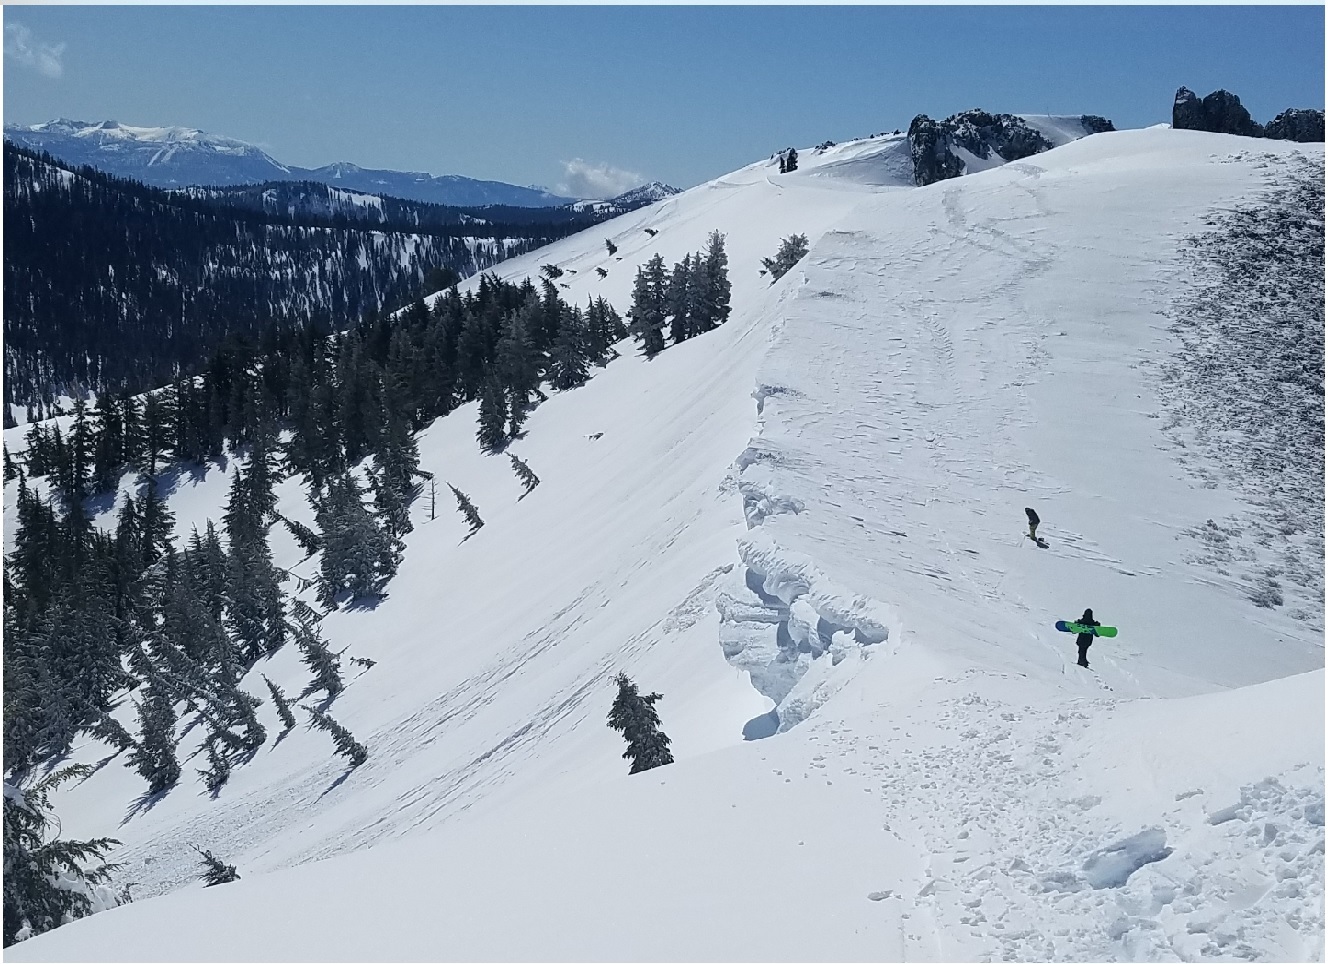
2;146;584;414
176;180;611;233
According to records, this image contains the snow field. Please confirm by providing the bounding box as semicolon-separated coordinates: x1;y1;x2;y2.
5;126;1323;962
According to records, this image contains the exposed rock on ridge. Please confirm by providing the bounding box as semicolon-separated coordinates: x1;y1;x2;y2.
1173;87;1325;143
906;110;1116;187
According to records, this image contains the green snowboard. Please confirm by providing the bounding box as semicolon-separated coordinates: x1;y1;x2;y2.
1055;620;1117;638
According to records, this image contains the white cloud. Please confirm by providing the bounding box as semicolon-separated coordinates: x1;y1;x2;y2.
555;158;643;200
5;22;66;79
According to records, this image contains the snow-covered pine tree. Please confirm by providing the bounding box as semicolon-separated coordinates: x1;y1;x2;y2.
497;300;540;432
186;522;229;624
303;706;368;767
3;766;121;947
628;255;668;357
367;468;406;586
667;253;694;344
761;233;809;283
197;737;231;793
125;679;180;794
135;473;175;568
222;450;288;662
88;713;136;754
700;230;732;330
193;847;240;886
606;672;675;774
373;376;421;530
316;472;390;605
273;511;322;558
262;675;298;732
449;484;484;538
549;304;590;390
476;378;509;452
508;453;540;498
289;600;344;699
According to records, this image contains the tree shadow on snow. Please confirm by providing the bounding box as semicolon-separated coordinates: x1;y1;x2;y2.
120;785;174;826
315;767;356;801
340;593;386;613
154;455;228;499
74;750;126;784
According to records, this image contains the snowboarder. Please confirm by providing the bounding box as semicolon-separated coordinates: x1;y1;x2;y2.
1025;507;1040;542
1075;608;1101;668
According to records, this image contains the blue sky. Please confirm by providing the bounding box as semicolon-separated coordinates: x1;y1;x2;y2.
4;5;1324;193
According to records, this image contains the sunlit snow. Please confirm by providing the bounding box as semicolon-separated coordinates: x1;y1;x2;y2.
5;127;1323;963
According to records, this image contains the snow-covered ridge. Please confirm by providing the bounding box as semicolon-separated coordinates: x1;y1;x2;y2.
5;127;1324;962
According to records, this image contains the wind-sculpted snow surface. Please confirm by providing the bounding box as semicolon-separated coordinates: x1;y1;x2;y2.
1158;151;1325;622
6;129;1325;963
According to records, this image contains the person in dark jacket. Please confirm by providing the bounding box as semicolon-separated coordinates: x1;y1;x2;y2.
1025;507;1040;542
1075;608;1100;668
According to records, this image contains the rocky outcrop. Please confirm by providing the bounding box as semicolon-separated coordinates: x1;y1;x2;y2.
946;109;1055;163
1265;108;1326;144
907;114;965;187
906;109;1110;187
1080;115;1117;135
1173;87;1263;137
1173;87;1324;142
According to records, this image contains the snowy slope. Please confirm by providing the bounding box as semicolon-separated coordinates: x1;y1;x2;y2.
6;129;1324;962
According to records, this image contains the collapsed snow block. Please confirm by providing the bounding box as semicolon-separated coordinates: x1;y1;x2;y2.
742;709;780;741
1081;828;1173;889
853;623;889;646
741;566;788;613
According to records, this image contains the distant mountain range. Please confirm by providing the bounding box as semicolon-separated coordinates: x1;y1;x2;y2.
3;119;675;208
570;181;682;216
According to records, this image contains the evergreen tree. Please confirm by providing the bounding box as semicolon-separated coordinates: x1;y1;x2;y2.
315;472;390;605
699;230;732;330
667;253;694;343
303;706;368;767
193;847;240;887
222;463;286;664
186;523;229;624
449;484;484;538
783;147;799;172
197;738;231;793
508;453;540;498
139;391;174;474
90;393;124;494
3;765;120;947
290;600;343;699
628;255;668;357
135;474;175;568
495;300;540;429
88;713;136;754
476;378;509;452
273;512;322;558
125;679;180;795
367;466;407;584
761;233;809;283
119;391;145;471
548;305;590;390
64;398;94;504
606;673;674;774
3;443;16;483
262;676;298;732
373;380;420;519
